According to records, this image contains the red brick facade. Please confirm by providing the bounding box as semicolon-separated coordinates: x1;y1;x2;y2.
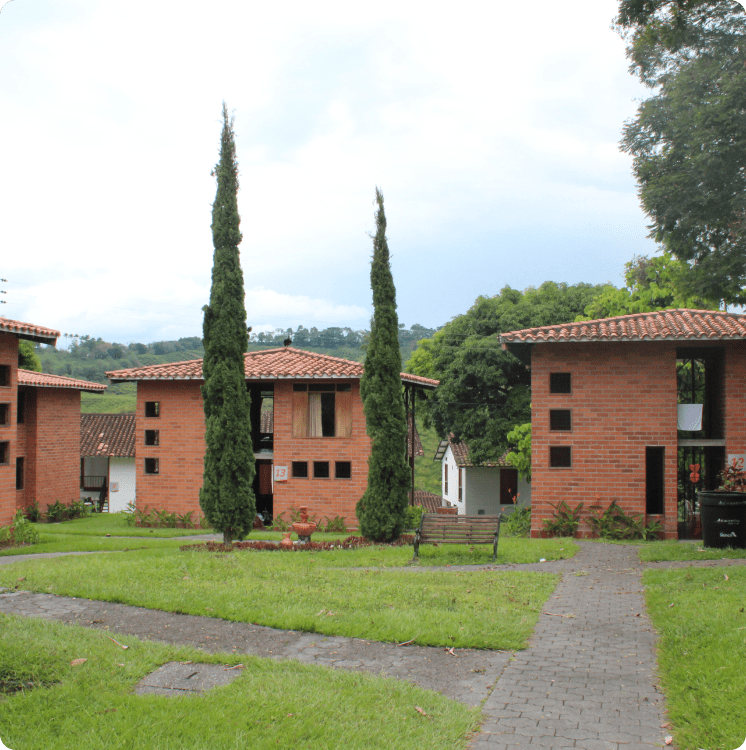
527;340;746;539
0;321;104;527
134;378;373;528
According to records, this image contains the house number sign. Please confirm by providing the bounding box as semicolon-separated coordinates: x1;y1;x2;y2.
273;465;288;482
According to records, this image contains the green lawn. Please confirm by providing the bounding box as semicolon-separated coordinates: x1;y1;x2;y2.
638;540;746;562
0;547;557;650
644;565;746;750
0;615;479;750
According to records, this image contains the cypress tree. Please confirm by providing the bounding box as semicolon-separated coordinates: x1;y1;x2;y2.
199;102;255;544
356;187;409;541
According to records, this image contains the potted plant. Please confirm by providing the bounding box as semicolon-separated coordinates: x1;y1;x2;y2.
697;458;746;549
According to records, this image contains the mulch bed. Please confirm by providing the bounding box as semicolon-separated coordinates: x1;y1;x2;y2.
180;535;414;553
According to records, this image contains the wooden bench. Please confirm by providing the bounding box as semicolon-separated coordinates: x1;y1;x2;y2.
412;513;504;562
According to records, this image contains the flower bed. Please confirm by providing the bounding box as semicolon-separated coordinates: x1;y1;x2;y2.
180;535;414;553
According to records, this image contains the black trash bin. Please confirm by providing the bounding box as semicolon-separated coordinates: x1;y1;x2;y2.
698;492;746;549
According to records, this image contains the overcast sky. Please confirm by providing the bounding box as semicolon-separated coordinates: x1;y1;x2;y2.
1;0;719;347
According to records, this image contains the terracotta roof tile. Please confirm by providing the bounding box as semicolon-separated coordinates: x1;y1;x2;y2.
0;317;59;344
81;413;135;457
446;434;511;468
413;491;449;512
107;346;439;388
18;369;107;392
500;309;746;346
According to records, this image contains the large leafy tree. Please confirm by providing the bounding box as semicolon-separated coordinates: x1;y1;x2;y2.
579;251;720;319
617;0;746;304
356;188;410;542
199;103;256;544
407;282;605;464
18;340;41;372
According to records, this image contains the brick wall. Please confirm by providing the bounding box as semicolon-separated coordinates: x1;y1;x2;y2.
724;341;746;456
272;380;371;529
136;380;206;516
134;378;373;529
30;388;81;509
0;333;18;526
530;342;679;539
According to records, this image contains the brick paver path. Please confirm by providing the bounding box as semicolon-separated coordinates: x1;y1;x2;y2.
471;542;668;749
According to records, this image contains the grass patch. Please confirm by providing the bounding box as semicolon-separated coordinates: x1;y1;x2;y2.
0;614;478;750
36;513;216;538
644;566;746;749
0;548;557;650
639;541;746;562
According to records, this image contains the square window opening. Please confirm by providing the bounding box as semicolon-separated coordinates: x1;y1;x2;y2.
0;441;9;465
144;458;159;474
16;389;25;424
0;365;9;388
550;372;572;394
144;430;159;446
0;403;9;426
335;461;351;479
292;461;308;478
549;409;572;431
313;461;330;479
145;401;160;418
549;446;572;468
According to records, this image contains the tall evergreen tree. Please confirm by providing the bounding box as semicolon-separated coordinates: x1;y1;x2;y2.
199;102;255;544
356;188;409;542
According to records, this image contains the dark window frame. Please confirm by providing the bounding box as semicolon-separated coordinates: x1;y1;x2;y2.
549;409;572;431
144;401;160;418
0;441;9;466
549;446;572;468
313;461;330;479
0;365;9;388
292;461;308;478
144;457;159;474
0;403;9;427
549;372;572;394
144;430;159;446
16;456;24;490
335;461;352;479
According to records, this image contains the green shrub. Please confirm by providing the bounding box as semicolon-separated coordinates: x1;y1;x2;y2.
587;501;662;540
68;499;89;519
321;515;348;533
405;505;425;531
45;500;69;523
0;510;41;546
543;501;583;537
504;506;531;537
22;500;42;523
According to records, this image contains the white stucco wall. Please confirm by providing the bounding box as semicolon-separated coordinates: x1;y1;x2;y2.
109;457;136;513
441;446;463;512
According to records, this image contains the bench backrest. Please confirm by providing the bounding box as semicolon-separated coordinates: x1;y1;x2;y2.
418;514;501;542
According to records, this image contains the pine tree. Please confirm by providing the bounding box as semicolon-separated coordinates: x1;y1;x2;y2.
199;102;255;544
356;187;409;542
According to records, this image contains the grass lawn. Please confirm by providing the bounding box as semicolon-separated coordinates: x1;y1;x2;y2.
643;565;746;750
0;546;558;650
0;615;479;750
638;540;746;562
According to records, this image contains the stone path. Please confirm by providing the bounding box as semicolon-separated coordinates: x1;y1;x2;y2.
1;543;744;748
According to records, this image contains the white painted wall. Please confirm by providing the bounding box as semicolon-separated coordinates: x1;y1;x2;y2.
109;457;136;513
441;446;463;512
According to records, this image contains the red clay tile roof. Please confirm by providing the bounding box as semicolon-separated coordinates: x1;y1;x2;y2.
413;491;449;512
18;369;107;392
81;413;136;457
106;347;439;388
500;308;746;347
444;434;511;468
0;317;59;344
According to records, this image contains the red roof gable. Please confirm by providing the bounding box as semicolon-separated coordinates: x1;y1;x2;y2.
81;413;135;457
18;369;106;392
500;309;746;347
0;317;59;344
106;346;439;388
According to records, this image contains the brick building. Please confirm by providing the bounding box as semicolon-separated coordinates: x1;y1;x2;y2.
106;347;438;527
0;318;106;526
500;309;746;539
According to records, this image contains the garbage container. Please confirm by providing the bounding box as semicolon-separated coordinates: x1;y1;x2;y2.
698;492;746;549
